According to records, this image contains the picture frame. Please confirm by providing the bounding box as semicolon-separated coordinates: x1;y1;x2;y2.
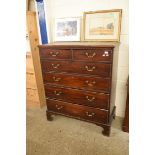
54;17;81;42
83;9;122;42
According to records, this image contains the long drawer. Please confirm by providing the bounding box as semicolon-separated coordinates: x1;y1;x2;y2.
43;72;111;92
39;48;72;59
45;85;110;110
46;98;108;124
41;60;111;77
73;49;113;62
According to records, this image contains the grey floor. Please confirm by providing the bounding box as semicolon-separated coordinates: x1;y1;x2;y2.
27;107;129;155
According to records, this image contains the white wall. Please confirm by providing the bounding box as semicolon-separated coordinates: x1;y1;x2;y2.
44;0;129;117
44;0;52;43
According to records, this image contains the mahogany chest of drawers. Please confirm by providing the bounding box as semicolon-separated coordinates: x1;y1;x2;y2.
39;43;115;136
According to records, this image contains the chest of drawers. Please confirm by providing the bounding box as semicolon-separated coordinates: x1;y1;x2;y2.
39;44;115;136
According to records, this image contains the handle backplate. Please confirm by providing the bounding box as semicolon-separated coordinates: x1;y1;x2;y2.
50;51;59;57
55;104;63;110
86;96;95;102
86;112;95;117
85;80;96;87
54;90;62;96
85;66;96;72
85;52;96;58
53;76;61;82
52;64;60;69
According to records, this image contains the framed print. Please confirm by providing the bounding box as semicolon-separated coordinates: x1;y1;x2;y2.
83;9;122;42
54;17;81;42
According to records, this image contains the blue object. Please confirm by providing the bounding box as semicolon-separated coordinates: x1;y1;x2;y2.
36;0;48;44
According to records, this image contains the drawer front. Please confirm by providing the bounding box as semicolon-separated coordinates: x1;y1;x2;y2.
73;49;113;62
45;85;110;110
41;60;111;77
40;48;72;59
43;72;111;92
46;99;108;124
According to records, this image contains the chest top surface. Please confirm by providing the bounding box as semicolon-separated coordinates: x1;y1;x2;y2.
38;42;115;49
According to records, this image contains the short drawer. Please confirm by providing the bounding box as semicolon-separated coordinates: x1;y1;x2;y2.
46;99;108;124
73;49;113;62
45;85;110;110
43;72;111;92
41;60;111;77
39;48;72;59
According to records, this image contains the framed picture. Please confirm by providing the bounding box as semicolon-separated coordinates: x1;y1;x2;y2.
83;9;122;42
54;17;81;42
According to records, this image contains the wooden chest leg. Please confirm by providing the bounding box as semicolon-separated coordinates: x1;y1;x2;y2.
46;110;53;121
102;125;111;136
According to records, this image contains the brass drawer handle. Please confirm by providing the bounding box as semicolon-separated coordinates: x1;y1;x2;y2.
86;96;95;102
49;51;59;57
85;52;96;58
86;112;95;117
85;80;96;87
53;90;62;96
55;104;63;110
52;64;60;69
85;66;96;72
53;76;61;82
102;51;109;57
